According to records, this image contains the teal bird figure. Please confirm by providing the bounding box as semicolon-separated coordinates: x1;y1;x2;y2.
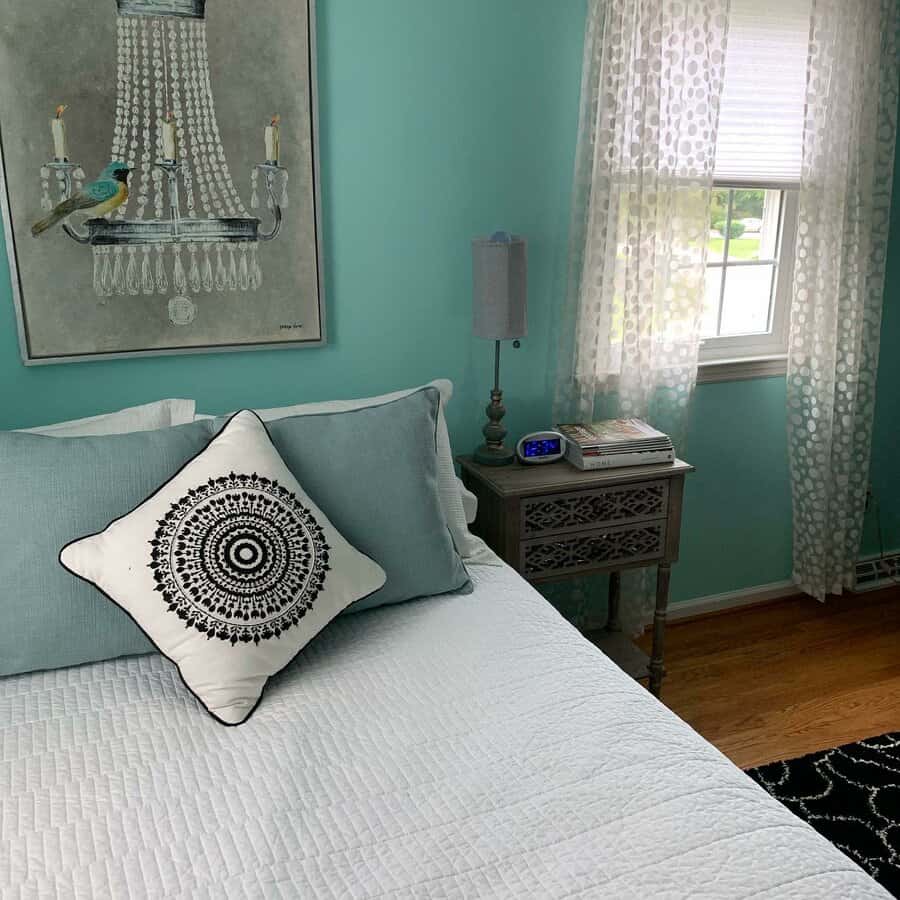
32;161;130;237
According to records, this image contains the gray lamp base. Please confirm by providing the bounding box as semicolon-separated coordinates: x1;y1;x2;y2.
474;443;515;466
474;369;515;466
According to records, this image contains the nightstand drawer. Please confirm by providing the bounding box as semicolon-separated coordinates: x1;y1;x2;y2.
520;519;666;578
520;480;669;539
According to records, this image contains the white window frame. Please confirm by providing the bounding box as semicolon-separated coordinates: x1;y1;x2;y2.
697;185;798;383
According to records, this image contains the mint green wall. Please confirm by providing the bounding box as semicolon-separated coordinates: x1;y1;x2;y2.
0;0;896;606
865;119;900;559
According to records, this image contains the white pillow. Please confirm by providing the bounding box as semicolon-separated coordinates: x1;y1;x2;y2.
21;399;196;436
60;410;386;725
196;381;491;562
457;475;478;524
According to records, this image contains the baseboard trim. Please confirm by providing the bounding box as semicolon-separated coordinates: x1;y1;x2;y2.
669;580;801;622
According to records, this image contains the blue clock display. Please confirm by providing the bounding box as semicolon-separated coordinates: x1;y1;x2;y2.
516;430;567;464
523;438;561;458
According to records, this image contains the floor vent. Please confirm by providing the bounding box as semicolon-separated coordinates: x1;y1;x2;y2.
855;554;900;591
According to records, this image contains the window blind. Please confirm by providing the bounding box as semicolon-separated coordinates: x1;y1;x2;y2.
714;0;811;187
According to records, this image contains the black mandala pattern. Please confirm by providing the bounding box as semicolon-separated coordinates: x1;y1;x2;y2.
149;472;331;644
748;732;900;896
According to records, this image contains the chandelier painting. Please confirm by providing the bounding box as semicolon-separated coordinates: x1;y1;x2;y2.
0;0;324;363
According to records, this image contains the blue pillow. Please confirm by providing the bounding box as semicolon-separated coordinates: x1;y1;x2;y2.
0;419;214;677
257;386;471;612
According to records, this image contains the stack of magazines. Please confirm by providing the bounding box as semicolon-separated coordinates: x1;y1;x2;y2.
556;419;674;471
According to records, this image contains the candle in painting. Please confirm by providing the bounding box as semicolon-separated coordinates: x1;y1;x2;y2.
50;105;68;161
161;116;177;161
265;115;280;164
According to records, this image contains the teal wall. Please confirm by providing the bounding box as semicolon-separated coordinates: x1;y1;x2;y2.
0;0;897;607
865;121;900;560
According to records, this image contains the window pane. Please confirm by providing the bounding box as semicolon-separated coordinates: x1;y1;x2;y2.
758;190;782;258
707;189;730;263
701;266;723;338
719;264;776;336
726;189;765;261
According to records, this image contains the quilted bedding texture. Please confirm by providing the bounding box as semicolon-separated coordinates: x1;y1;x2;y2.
0;563;887;899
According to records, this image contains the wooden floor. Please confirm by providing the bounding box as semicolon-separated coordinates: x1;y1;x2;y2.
633;584;900;769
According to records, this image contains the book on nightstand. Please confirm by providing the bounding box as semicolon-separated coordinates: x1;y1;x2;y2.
556;418;674;470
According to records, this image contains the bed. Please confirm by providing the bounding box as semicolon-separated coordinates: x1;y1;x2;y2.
0;561;887;898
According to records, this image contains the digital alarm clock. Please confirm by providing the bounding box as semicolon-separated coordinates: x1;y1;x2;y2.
516;431;567;465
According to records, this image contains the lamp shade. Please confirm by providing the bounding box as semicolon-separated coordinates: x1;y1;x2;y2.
472;232;527;340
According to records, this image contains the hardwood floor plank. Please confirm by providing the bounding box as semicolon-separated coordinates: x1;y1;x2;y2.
632;584;900;769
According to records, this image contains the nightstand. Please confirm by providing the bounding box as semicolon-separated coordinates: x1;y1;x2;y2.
458;456;693;696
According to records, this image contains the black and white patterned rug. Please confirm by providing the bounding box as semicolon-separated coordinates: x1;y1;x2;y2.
748;733;900;896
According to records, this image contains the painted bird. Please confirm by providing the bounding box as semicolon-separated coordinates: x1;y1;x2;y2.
31;161;130;237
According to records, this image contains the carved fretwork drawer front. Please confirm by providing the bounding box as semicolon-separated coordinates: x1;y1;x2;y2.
520;480;669;539
521;520;666;578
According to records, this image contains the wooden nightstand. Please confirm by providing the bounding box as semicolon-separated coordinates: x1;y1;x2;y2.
458;456;693;696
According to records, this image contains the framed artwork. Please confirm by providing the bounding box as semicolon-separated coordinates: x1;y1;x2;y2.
0;0;324;365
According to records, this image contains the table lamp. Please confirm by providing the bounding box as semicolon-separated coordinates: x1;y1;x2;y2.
471;231;527;466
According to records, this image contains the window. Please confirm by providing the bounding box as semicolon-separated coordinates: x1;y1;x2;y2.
700;186;797;363
699;0;809;376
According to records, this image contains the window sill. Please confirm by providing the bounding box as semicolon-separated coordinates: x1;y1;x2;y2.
697;355;787;384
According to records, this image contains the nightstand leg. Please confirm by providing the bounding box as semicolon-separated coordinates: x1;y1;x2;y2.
573;578;588;630
606;571;621;633
648;563;671;697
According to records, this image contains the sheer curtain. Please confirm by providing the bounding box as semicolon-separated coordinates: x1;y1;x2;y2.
786;0;900;600
554;0;730;630
554;0;729;445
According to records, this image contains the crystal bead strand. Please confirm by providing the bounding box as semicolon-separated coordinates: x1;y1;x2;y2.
201;243;214;292
112;247;126;295
39;166;51;211
152;18;166;221
196;23;244;217
188;244;201;293
190;22;224;219
122;18;141;219
279;169;289;208
73;167;85;195
135;17;152;222
111;18;127;162
112;17;133;220
184;21;212;218
126;247;140;295
226;246;238;290
164;18;193;215
152;168;164;220
92;247;103;296
214;245;227;291
172;245;187;294
141;246;154;294
238;245;250;290
100;247;114;297
155;244;168;292
54;168;67;204
249;243;263;289
171;19;196;218
250;168;259;210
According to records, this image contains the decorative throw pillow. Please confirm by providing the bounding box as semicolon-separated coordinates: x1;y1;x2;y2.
253;386;471;613
0;419;215;677
60;410;386;725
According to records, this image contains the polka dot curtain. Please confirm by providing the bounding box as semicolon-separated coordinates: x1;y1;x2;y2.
554;0;728;445
554;0;729;632
787;0;899;600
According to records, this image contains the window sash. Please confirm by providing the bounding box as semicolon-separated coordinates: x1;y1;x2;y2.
699;189;797;363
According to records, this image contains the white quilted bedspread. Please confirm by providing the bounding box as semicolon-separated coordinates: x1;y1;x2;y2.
0;564;887;899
